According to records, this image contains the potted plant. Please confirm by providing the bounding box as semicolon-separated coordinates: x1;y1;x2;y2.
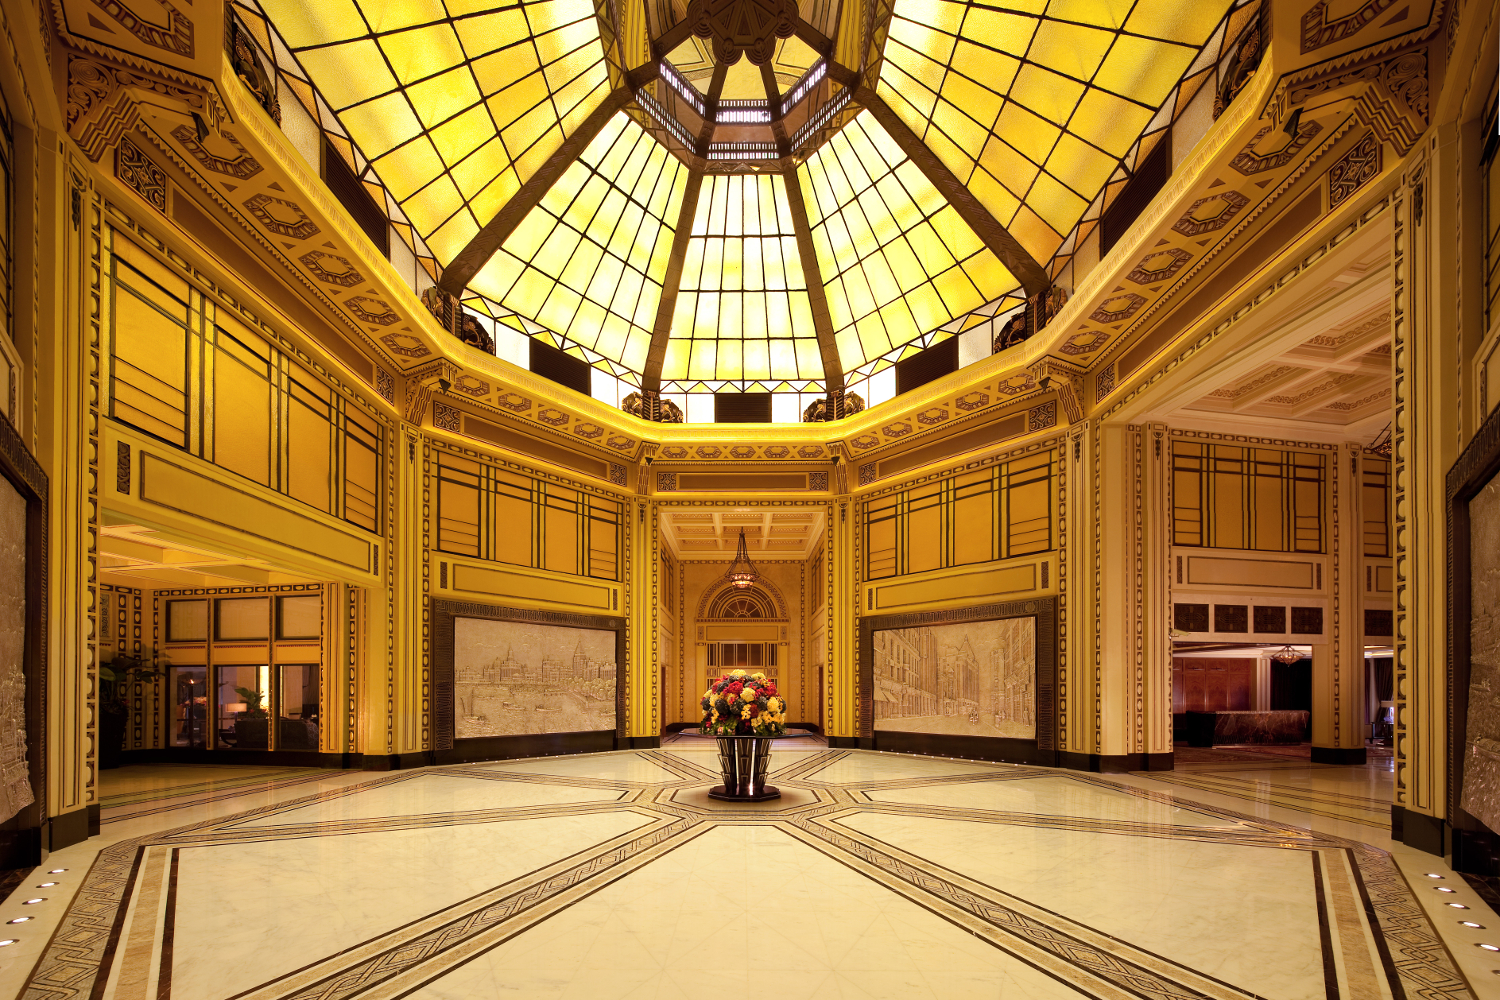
700;670;788;801
230;686;270;749
98;654;163;769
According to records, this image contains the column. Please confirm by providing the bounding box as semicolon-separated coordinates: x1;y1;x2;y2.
831;497;859;746
1312;441;1367;763
624;498;656;746
1392;126;1460;851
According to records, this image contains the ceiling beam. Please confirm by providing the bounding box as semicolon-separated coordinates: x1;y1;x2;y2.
783;168;844;391
642;170;706;390
794;18;834;56
438;86;634;296
761;63;791;155
652;19;696;60
698;62;729;151
856;87;1051;296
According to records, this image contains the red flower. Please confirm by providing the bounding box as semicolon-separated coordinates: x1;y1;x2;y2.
763;684;776;697
728;681;743;695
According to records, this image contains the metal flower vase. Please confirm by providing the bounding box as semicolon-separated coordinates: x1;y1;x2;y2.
709;734;779;801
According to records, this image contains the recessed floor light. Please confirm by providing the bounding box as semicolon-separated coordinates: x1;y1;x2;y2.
46;869;65;874
1462;921;1486;929
35;882;57;888
1436;887;1457;893
21;899;43;905
1425;873;1445;878
1479;944;1500;952
6;918;29;924
1449;903;1470;909
0;940;16;947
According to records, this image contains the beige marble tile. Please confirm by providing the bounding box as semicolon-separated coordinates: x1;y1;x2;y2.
804;751;1011;783
864;775;1235;827
170;810;651;1000
470;752;680;783
406;824;1090;999
839;810;1325;999
228;773;625;827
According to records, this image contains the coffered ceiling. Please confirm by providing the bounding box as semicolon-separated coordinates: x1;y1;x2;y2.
659;507;826;558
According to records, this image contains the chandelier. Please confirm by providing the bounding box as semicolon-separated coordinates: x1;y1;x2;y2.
724;529;758;590
1271;645;1304;664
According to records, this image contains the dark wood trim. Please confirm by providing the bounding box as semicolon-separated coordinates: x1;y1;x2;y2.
1057;751;1175;773
48;808;90;851
793;18;833;56
699;63;729;148
118;748;369;768
855;89;1050;296
651;20;695;61
429;598;628;759
874;732;1053;766
1444;391;1500;872
1391;804;1449;857
642;171;705;389
858;597;1057;765
1310;746;1367;765
438;86;635;295
0;406;47;871
783;171;844;390
431;731;617;764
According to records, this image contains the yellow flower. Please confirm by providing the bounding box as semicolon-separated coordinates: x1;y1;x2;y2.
752;672;765;681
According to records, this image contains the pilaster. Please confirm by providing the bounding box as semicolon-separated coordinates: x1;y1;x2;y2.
1312;442;1366;763
1392;126;1460;823
830;497;857;741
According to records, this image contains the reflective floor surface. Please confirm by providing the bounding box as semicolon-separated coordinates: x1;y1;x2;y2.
1;747;1494;999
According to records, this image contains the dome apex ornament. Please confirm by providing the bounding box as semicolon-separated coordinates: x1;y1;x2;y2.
684;0;799;66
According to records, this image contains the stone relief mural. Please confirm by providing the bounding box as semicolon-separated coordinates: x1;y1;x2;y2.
1462;470;1500;834
872;617;1036;740
0;475;32;821
453;618;617;738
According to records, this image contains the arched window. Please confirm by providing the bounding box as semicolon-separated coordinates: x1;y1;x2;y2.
708;587;774;619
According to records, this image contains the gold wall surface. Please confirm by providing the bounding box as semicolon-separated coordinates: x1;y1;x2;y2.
0;0;1479;859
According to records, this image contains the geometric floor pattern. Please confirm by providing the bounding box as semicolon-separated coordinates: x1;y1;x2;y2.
2;749;1490;999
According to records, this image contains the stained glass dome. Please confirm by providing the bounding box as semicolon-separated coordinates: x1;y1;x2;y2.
237;0;1244;416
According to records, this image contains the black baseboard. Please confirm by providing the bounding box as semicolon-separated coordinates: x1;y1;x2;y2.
119;748;368;768
828;735;872;749
87;803;100;836
1392;805;1449;857
788;722;822;733
1311;746;1367;765
1057;751;1175;773
1453;816;1500;877
874;731;1054;767
621;735;661;749
431;730;617;765
49;808;90;851
0;826;40;871
360;751;435;771
663;723;696;734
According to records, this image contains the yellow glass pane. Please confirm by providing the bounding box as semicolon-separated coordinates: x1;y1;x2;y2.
487;73;550;129
402;175;465;234
1046;0;1134;29
878;70;938;133
525;0;596;35
958;8;1037;54
503;102;557;159
1010;64;1085;126
1067;88;1154;157
717;340;742;379
373;138;443;201
794;339;822;377
835;328;863;368
932;265;981;314
364;0;446;32
994;101;1060;164
428;104;492;164
1093;36;1195;108
1126;1;1230;44
887;20;955;69
889;0;966;34
340;92;422;156
455;8;531;57
1025;170;1088;232
450;139;513;197
856;313;891;360
538;282;583;332
969;168;1023;227
470;251;525;302
296;41;394;109
744;339;770;379
469;168;521;224
425;209;479;264
558;236;604;290
259;0;366;48
938;72;1003;131
661;338;690;378
929;205;982;260
931;99;990;157
948;40;1019;92
472;44;542;96
380;23;465;85
406;66;481;129
1044;132;1115;200
1026;20;1115;80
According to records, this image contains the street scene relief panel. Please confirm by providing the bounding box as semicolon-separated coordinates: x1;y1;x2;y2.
454;617;617;738
873;617;1036;740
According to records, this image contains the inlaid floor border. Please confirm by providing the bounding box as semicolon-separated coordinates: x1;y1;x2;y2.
18;751;1479;1000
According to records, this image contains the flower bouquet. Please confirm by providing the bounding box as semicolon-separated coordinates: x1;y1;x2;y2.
700;670;787;737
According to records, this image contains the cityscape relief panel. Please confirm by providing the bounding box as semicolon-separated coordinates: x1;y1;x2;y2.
453;618;617;738
873;617;1036;739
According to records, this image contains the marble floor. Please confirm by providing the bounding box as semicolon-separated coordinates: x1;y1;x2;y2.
1;748;1495;999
